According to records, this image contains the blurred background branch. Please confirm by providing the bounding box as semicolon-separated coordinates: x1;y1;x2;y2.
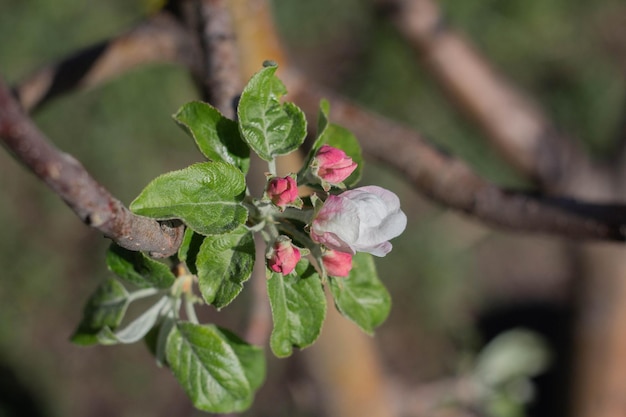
14;10;201;113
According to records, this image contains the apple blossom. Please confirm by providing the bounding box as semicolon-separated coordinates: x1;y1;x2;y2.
266;175;298;208
267;236;301;275
312;145;357;186
322;250;353;277
310;186;406;257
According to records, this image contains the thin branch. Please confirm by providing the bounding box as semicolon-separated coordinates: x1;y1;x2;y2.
226;0;290;79
0;77;184;257
244;235;272;346
9;17;626;242
14;11;201;113
194;0;242;118
289;75;626;242
8;0;626;243
377;0;605;196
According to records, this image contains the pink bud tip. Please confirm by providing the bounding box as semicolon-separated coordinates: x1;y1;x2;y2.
313;145;357;185
266;176;298;207
267;237;301;275
322;250;353;277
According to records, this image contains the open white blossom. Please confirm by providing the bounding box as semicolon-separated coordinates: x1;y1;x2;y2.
310;186;407;257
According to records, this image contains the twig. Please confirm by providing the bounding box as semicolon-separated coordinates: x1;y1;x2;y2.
289;76;626;242
9;16;626;243
14;11;201;113
244;234;272;346
225;0;290;79
0;77;184;257
194;0;242;118
377;0;605;195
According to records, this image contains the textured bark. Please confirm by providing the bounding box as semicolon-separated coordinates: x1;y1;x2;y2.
15;12;201;113
0;78;183;257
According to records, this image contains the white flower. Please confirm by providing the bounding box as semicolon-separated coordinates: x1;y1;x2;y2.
310;186;407;257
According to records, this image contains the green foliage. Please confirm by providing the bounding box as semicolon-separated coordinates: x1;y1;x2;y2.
166;322;265;413
97;296;169;345
129;162;248;236
468;329;552;417
73;64;398;414
106;243;176;289
328;252;390;335
196;225;255;309
71;278;130;345
177;228;204;274
174;101;250;173
237;63;307;161
267;260;326;357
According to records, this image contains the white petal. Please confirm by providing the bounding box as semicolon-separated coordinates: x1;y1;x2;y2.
355;186;401;211
355;242;392;257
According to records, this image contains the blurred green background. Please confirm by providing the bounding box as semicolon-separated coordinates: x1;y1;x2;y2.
0;0;624;416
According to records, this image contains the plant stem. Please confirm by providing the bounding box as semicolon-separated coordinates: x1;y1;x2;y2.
275;207;314;224
185;297;199;324
268;159;277;176
128;287;161;302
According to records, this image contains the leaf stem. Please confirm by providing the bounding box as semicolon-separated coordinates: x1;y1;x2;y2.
277;222;316;253
128;287;161;302
274;207;314;224
268;159;277;176
185;296;199;324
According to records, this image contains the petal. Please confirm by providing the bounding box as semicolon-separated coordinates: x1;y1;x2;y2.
313;195;360;243
354;194;391;228
362;241;392;257
377;207;408;241
311;229;355;254
355;186;401;212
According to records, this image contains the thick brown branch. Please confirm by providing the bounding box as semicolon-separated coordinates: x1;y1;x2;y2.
289;75;626;241
14;11;201;113
0;77;183;257
377;0;605;196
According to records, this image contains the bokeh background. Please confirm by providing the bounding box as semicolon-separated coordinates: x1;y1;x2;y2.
1;0;625;416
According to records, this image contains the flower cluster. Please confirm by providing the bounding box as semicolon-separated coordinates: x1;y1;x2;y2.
85;65;408;415
264;145;406;278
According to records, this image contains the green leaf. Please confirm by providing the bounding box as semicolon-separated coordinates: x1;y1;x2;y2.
302;101;364;187
237;64;307;161
267;260;326;357
174;101;250;173
155;316;176;367
145;316;176;366
328;252;391;335
215;327;266;392
166;322;265;413
178;228;205;275
97;296;169;345
196;226;255;309
71;278;130;345
130;162;248;236
106;244;176;289
316;99;331;136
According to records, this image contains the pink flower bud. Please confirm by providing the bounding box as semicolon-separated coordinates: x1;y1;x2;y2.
313;145;357;185
267;237;301;275
322;250;353;277
311;186;407;257
266;176;298;208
